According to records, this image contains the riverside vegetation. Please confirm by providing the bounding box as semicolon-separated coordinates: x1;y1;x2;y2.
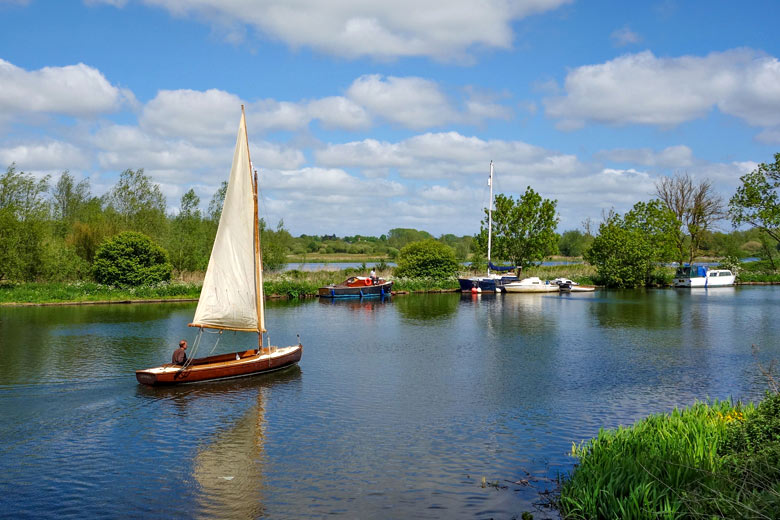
557;388;780;519
1;154;779;301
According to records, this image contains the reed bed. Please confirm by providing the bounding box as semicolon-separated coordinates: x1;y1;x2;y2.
0;281;202;304
559;393;780;519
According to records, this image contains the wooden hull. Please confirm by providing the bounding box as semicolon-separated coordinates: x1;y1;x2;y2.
135;344;302;386
318;281;393;298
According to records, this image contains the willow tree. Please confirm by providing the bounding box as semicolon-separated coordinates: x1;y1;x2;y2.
476;186;559;270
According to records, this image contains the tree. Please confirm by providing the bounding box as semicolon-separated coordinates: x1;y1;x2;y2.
0;165;50;281
585;200;678;288
475;187;558;270
51;172;91;227
92;231;172;286
387;228;433;250
394;239;459;279
208;180;228;222
655;173;725;265
259;218;291;272
729;153;780;247
558;229;592;257
103;168;167;238
167;189;208;273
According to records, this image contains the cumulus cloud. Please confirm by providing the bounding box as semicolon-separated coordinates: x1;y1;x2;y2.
0;59;130;118
544;49;780;130
0;141;90;170
346;75;459;129
127;0;572;60
316;131;580;180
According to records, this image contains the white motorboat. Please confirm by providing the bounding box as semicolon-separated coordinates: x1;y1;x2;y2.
503;277;560;293
551;277;596;292
673;265;735;288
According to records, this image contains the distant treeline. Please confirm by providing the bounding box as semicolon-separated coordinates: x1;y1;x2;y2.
0;162;776;284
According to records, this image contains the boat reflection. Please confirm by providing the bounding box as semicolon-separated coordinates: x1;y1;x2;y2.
318;294;392;309
136;367;301;518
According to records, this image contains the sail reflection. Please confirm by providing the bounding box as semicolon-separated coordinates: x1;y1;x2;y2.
193;392;266;519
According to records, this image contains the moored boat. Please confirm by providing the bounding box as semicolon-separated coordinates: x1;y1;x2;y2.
503;277;560;293
318;276;393;299
551;277;596;292
136;107;302;386
457;161;519;293
673;265;735;287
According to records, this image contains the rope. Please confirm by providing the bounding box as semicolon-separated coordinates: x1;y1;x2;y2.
180;328;204;370
207;330;223;355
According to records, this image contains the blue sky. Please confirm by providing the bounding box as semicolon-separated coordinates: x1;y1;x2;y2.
1;0;779;236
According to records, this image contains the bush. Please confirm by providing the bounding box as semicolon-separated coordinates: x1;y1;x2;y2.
92;231;172;286
394;239;459;279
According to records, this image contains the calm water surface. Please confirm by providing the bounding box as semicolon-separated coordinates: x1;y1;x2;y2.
1;287;779;519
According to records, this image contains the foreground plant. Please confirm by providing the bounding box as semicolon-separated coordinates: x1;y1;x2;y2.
559;394;780;519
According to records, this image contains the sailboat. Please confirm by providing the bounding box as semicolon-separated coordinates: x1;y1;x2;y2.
136;107;302;385
458;161;519;293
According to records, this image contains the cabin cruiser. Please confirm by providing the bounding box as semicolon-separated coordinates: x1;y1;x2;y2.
673;265;735;288
503;277;560;293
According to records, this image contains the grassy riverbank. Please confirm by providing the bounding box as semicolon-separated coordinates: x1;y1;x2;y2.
558;392;780;519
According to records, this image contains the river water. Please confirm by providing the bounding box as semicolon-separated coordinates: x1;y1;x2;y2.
1;287;779;519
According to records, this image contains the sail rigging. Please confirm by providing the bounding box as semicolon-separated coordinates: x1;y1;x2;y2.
190;108;265;333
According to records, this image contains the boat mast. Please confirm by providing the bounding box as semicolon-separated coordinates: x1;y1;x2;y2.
487;160;493;275
242;105;264;350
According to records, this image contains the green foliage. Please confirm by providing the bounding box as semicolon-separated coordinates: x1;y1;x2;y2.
560;394;780;519
208;180;228;222
730;152;780;244
0;280;200;304
0;165;50;281
476;187;559;270
560;401;743;520
585;200;678;288
103;168;167;240
260;219;292;272
166;189;211;273
394;239;459;279
387;228;434;250
92;231;172;286
558;229;592;257
39;239;91;282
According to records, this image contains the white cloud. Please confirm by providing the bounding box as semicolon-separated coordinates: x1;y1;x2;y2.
0;141;90;170
598;145;694;169
756;127;780;144
544;49;780;130
346;75;458;129
0;59;130;118
140;89;244;142
133;0;572;60
610;26;641;47
316;131;580;181
306;97;371;130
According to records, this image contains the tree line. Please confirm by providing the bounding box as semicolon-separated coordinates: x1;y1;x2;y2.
2;152;779;286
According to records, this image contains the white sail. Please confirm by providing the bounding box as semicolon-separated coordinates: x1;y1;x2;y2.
191;111;263;332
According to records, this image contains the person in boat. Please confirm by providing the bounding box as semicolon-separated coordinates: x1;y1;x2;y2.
172;340;188;366
369;269;378;285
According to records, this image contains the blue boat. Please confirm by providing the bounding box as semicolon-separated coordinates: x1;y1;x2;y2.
318;277;394;299
457;161;519;293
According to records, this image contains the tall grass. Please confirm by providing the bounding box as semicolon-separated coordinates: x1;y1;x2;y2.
0;281;201;304
559;394;780;519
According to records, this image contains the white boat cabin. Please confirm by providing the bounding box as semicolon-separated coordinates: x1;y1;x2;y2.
673;265;735;288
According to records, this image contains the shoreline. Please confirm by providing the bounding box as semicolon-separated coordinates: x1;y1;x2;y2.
4;283;780;307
